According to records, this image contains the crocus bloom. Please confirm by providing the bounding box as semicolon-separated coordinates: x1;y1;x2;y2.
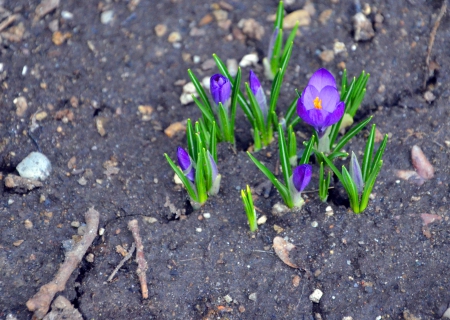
350;151;363;193
292;164;312;192
249;70;268;121
207;151;221;196
177;147;195;182
297;68;345;137
210;74;231;109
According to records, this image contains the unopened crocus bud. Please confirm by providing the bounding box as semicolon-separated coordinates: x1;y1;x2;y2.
350;151;364;193
249;70;268;121
207;151;221;196
289;164;312;208
210;74;231;109
177;147;195;182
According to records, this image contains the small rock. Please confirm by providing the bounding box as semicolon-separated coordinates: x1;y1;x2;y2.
319;9;333;24
292;275;301;287
196;227;202;233
257;215;267;225
17;152;52;181
239;53;258;67
95;117;107;136
138;105;153;120
227;59;238;77
271;202;290;216
85;253;94;263
35;0;60;20
201;59;216;70
325;206;334;216
42;296;83;320
309;289;323;303
311;221;318;228
23;219;33;229
199;13;213;26
403;310;420;320
168;31;182;43
238;18;265;40
424;91;435;103
190;27;206;37
224;294;233;303
353;12;375;41
442;307;450;319
173;173;183;185
35;111;48;121
319;50;334;63
273;224;284;233
100;10;114;24
48;19;59;32
14;96;28;117
99;228;105;236
13;240;24;247
154;24;167;37
180;82;198;105
77;176;87;186
333;42;346;54
212;9;228;22
283;10;310;28
203;213;211;219
342;317;353;320
143;217;158;224
164;121;186;138
8;199;14;205
52;31;72;45
61;10;73;19
248;293;257;302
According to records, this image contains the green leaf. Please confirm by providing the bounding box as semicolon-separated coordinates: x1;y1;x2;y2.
209;121;217;162
186;119;197;162
229;67;241;145
242;185;257;232
247;151;289;203
192;95;214;125
289;117;301;129
282;22;298;59
342;166;360;213
371;134;388;175
285;95;298;127
299;135;315;165
327;151;349;161
164;154;198;201
274;1;284;29
359;160;383;212
271;29;283;73
287;125;297;162
218;102;231;143
194;148;207;204
322;153;344;182
212;54;255;127
330;116;372;157
245;82;265;134
188;69;213;113
361;124;376;181
278;124;292;186
253;127;261;152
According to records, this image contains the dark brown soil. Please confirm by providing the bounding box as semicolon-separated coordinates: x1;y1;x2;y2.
1;0;449;319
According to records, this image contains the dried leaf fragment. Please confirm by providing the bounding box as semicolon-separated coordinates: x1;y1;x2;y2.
273;236;299;268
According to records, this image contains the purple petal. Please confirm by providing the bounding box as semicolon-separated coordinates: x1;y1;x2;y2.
292;164;312;192
308;68;337;91
210;74;231;106
249;70;261;95
208;151;218;182
177;147;195;182
350;152;364;193
300;85;320;111
323;101;345;127
297;99;327;129
318;86;340;113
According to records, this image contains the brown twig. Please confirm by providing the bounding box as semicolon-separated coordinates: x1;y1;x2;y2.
127;219;149;299
424;0;447;87
107;242;136;282
26;207;100;319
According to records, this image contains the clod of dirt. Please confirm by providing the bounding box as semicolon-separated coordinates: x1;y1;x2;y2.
352;12;375;41
164;121;186;138
411;145;434;180
5;174;43;192
17;151;52;181
42;295;83;320
273;236;299;268
238;18;265;40
403;309;421;320
35;0;60;21
13;96;27;117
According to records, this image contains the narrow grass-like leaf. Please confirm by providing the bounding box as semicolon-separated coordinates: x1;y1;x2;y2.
359;160;383;212
288;125;297;162
279;40;293;75
247;151;289;202
284;96;298;126
299;135;315;165
322;153;344;182
186;119;197;162
330;116;372;156
242;185;257;232
209;121;217;162
271;29;283;73
164;154;198;201
340;69;348;100
212;54;254;127
371;134;388;175
278;124;292;186
194;148;207;204
195;121;209;150
253;127;261;151
327;151;349;161
361;124;376;181
192;95;214;125
342;166;360;211
188;69;212;112
230;67;241;143
289;117;301;129
218;102;231;142
274;1;284;29
282;22;298;59
202;148;212;192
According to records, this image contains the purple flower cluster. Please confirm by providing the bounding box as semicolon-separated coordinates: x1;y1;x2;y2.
297;68;345;137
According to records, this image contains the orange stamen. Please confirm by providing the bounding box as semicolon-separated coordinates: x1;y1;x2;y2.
313;97;322;110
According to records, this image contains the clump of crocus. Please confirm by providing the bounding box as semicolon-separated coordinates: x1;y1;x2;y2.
322;124;388;213
241;185;257;232
247;124;314;209
164;120;221;209
187;69;241;145
262;1;299;80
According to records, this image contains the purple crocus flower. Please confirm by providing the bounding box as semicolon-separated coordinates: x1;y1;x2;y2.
177;147;195;182
249;70;268;121
210;74;231;109
297;68;345;137
292;164;312;192
350;151;364;193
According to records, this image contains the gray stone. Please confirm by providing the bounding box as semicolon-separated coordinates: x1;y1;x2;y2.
17;152;52;181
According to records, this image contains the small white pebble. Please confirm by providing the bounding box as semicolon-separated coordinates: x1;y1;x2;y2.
325;206;332;212
153;178;158;184
351;44;357;51
8;199;14;205
71;221;81;228
257;215;267;225
193;55;201;63
309;289;323;303
61;10;74;19
224;294;233;303
99;228;105;236
311;221;318;228
203;213;211;219
22;65;27;76
196;227;202;233
395;180;400;184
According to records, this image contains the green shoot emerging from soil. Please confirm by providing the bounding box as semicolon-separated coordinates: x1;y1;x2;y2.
241;185;257;232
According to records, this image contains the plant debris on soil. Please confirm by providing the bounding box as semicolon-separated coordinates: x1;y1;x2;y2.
0;0;450;319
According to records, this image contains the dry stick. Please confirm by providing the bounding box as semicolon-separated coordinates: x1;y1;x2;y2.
107;242;136;282
26;207;100;319
128;219;149;299
424;0;447;88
